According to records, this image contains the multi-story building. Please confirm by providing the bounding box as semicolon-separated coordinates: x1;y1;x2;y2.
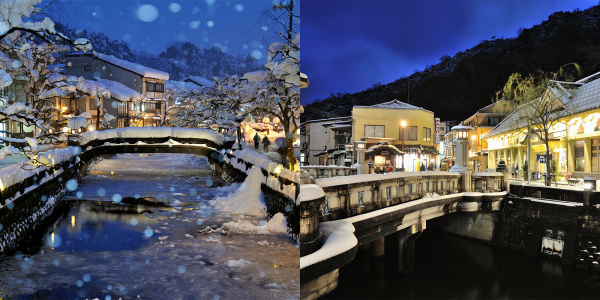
482;72;600;181
443;100;516;171
352;99;437;172
64;53;169;128
300;116;352;166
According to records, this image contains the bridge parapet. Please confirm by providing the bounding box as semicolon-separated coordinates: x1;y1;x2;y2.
317;171;465;221
71;127;232;149
300;165;357;178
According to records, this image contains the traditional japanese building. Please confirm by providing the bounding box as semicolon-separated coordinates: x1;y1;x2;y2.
443;100;516;172
64;53;169;128
482;71;600;181
352;100;437;172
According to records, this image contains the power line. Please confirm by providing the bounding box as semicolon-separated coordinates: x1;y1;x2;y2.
231;11;285;56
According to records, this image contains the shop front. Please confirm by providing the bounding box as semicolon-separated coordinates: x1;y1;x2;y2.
365;142;404;172
395;144;439;172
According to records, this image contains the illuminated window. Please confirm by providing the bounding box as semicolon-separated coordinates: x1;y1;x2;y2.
365;125;384;138
575;140;585;172
423;127;431;142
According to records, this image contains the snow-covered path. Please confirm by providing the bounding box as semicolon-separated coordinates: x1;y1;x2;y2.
0;154;299;299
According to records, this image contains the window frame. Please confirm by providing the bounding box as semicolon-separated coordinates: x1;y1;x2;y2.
146;82;156;92
423;127;431;142
406;126;418;141
84;65;91;72
575;140;585;172
364;125;385;138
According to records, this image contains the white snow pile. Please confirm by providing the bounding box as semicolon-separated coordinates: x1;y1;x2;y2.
186;75;214;87
0;146;80;193
422;193;441;199
78;112;92;119
222;212;288;235
226;259;253;268
298;184;325;205
300;220;357;269
230;147;299;184
67;116;88;129
216;182;241;193
96;52;169;80
76;127;224;146
213;166;267;217
166;80;203;92
0;145;20;159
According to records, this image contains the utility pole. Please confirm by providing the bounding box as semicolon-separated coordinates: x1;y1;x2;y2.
407;81;409;103
527;124;531;184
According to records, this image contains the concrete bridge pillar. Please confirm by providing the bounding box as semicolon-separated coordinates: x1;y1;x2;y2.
370;236;385;257
396;219;425;274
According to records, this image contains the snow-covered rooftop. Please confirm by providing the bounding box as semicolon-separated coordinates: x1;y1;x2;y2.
86;78;145;102
483;76;600;139
166;80;203;92
95;53;169;80
356;99;423;110
185;76;213;87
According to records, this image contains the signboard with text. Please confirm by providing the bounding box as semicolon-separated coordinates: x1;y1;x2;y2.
434;118;440;144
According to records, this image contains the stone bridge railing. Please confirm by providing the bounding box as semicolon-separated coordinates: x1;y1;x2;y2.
317;171;505;222
299;170;507;299
300;165;357;178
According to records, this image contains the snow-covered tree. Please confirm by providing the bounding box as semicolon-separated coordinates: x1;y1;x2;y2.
168;75;254;138
0;0;93;167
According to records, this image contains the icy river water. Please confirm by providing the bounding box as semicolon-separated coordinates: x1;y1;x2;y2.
0;154;300;300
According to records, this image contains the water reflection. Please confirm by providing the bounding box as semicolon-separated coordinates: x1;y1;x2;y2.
325;230;600;299
42;200;158;253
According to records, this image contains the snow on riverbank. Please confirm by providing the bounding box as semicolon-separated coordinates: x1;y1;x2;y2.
223;213;288;235
0;146;81;194
212;166;267;217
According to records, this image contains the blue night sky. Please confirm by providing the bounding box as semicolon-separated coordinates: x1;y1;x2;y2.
47;0;282;65
301;0;599;106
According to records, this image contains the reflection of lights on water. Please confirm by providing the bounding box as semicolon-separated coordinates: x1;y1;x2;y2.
71;216;76;227
51;232;54;244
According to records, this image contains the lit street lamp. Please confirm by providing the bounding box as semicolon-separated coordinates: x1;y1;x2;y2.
401;118;406;171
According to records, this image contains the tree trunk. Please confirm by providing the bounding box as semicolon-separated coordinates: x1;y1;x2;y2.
286;136;297;171
545;141;551;187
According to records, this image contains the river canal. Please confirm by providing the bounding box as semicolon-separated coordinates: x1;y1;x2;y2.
0;154;299;299
324;229;600;299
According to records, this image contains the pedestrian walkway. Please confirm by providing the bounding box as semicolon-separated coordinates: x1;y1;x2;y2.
248;142;283;164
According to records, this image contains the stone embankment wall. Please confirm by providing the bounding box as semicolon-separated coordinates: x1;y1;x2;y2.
431;184;600;270
0;157;83;256
210;154;300;242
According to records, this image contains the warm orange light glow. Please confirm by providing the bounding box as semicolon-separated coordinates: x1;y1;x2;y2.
71;216;76;227
400;118;407;128
374;156;386;164
471;134;476;140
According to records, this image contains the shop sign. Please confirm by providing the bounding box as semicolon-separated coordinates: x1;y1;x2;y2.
435;118;440;144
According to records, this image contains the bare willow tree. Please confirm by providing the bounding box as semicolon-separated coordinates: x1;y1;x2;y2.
494;64;581;186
